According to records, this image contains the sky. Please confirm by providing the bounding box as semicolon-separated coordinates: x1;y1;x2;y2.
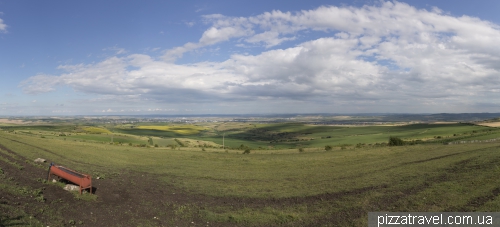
1;0;500;115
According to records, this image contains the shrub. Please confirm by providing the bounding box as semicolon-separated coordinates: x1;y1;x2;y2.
325;145;333;151
388;136;404;146
298;148;304;152
243;149;251;154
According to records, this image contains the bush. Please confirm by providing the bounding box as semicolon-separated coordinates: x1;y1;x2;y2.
388;136;404;146
325;145;333;151
243;149;251;154
298;148;304;152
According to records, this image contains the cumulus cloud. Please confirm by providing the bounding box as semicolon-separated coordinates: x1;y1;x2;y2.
20;1;500;112
163;24;252;61
0;17;7;32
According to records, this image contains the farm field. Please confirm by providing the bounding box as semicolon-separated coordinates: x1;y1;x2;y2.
1;122;500;226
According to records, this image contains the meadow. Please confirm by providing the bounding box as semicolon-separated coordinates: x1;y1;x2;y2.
1;121;500;226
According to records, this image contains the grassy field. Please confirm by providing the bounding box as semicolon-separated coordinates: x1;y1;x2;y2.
2;122;500;226
205;122;499;149
135;125;207;135
4;122;496;149
0;123;500;226
82;126;112;134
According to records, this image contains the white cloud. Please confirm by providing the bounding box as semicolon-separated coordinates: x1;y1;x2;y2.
20;1;500;112
0;17;7;32
20;74;61;94
163;25;252;61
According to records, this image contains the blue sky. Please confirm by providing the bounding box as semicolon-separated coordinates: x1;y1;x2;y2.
1;0;500;115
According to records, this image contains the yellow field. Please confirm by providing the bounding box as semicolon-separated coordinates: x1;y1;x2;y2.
136;125;206;135
477;122;500;127
82;126;112;134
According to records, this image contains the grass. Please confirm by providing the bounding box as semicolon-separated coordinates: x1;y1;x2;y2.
0;130;498;198
135;125;206;135
1;124;498;195
68;134;145;144
2;122;500;225
5;122;497;149
82;126;112;134
205;123;499;149
112;124;207;137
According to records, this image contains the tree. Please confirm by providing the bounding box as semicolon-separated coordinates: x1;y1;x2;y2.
388;136;404;146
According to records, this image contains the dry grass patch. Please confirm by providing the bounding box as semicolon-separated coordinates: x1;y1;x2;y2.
0;119;28;125
477;122;500;127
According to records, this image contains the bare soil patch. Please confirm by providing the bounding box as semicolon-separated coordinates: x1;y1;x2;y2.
477;122;500;127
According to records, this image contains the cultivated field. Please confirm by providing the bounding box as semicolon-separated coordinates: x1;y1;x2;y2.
478;122;500;127
1;121;500;226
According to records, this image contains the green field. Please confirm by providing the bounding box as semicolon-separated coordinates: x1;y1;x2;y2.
1;122;500;226
4;122;496;149
203;122;498;149
82;126;112;134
